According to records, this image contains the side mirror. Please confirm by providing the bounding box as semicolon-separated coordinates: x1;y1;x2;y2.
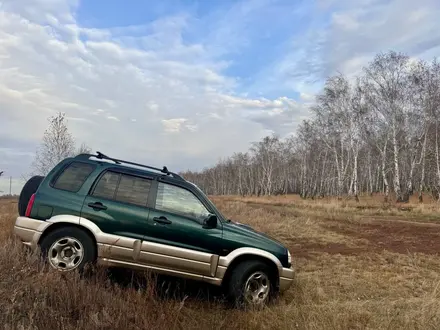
203;214;217;229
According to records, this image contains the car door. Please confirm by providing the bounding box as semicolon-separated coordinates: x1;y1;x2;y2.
80;169;153;261
139;180;224;277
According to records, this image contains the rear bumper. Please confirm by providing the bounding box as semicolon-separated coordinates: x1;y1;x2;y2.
279;265;295;292
13;216;47;249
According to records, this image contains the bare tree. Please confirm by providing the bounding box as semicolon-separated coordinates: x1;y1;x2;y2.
180;51;440;203
312;75;353;199
77;142;92;155
32;112;76;176
362;51;413;202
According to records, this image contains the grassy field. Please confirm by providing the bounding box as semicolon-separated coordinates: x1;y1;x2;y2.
1;195;440;329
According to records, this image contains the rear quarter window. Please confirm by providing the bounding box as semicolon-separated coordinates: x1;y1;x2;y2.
91;171;152;207
52;161;96;192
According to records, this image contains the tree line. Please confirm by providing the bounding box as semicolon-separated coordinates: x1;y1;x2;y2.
181;51;440;203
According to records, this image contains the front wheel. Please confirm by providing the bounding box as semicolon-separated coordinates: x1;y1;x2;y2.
226;260;277;308
39;227;96;272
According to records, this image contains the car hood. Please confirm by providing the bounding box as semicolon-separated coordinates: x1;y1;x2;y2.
223;219;286;249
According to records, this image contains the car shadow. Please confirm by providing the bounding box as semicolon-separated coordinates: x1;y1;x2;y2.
102;267;227;304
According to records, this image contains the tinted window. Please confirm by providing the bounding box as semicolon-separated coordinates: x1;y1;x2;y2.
155;182;210;221
92;172;120;199
115;174;151;206
53;162;95;192
92;171;152;207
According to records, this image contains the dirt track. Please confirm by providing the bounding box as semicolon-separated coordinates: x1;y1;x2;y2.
323;219;440;256
236;198;440;259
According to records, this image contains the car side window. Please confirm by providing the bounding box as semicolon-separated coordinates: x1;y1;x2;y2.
115;174;151;207
92;171;152;207
155;182;211;222
92;172;120;200
53;161;95;192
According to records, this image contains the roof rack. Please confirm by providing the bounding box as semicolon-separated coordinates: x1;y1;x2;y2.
75;151;184;181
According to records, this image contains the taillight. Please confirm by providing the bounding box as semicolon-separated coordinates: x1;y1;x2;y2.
25;193;36;217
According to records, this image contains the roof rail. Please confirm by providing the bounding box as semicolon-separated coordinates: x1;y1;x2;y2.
75;151;184;181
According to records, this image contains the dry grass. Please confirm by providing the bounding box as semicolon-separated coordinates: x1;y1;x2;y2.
2;195;440;329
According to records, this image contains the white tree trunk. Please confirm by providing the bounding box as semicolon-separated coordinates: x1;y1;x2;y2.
392;120;402;201
436;120;440;200
419;131;427;202
407;158;416;197
382;139;390;201
334;140;344;198
368;150;373;195
353;151;359;201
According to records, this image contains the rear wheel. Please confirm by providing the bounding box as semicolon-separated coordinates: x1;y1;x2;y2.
18;175;44;216
226;260;277;308
39;227;96;272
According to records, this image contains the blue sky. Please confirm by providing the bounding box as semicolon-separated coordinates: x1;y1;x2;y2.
1;0;440;194
76;0;316;99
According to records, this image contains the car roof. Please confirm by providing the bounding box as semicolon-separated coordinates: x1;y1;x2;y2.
73;152;186;182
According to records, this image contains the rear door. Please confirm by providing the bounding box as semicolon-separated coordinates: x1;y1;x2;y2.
81;169;153;241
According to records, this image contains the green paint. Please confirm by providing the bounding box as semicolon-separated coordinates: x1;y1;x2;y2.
30;155;291;268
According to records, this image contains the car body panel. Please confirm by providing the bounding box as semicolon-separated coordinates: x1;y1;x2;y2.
145;208;225;254
14;214;294;291
221;221;290;267
144;208;224;276
81;195;150;241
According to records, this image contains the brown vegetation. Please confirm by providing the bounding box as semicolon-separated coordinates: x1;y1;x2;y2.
1;195;440;329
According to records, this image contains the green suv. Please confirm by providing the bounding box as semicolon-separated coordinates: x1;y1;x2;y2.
14;152;294;307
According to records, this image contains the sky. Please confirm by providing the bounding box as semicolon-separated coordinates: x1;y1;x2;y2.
1;0;440;194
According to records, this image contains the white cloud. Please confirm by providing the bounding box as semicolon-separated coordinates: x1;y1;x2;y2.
185;124;198;132
1;0;439;188
162;118;187;133
272;0;440;94
299;92;315;103
1;0;302;181
106;116;120;122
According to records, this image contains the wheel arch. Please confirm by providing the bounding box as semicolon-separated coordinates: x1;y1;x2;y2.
37;215;101;254
38;222;97;248
219;248;282;289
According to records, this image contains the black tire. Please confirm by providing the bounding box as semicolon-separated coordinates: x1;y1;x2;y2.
226;260;277;308
39;227;97;273
18;175;45;216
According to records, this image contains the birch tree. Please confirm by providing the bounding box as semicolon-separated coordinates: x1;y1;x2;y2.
32;112;76;176
32;112;92;176
179;51;440;203
363;51;412;202
312;75;352;198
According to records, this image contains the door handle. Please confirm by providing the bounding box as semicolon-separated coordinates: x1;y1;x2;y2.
88;202;107;211
153;216;172;225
